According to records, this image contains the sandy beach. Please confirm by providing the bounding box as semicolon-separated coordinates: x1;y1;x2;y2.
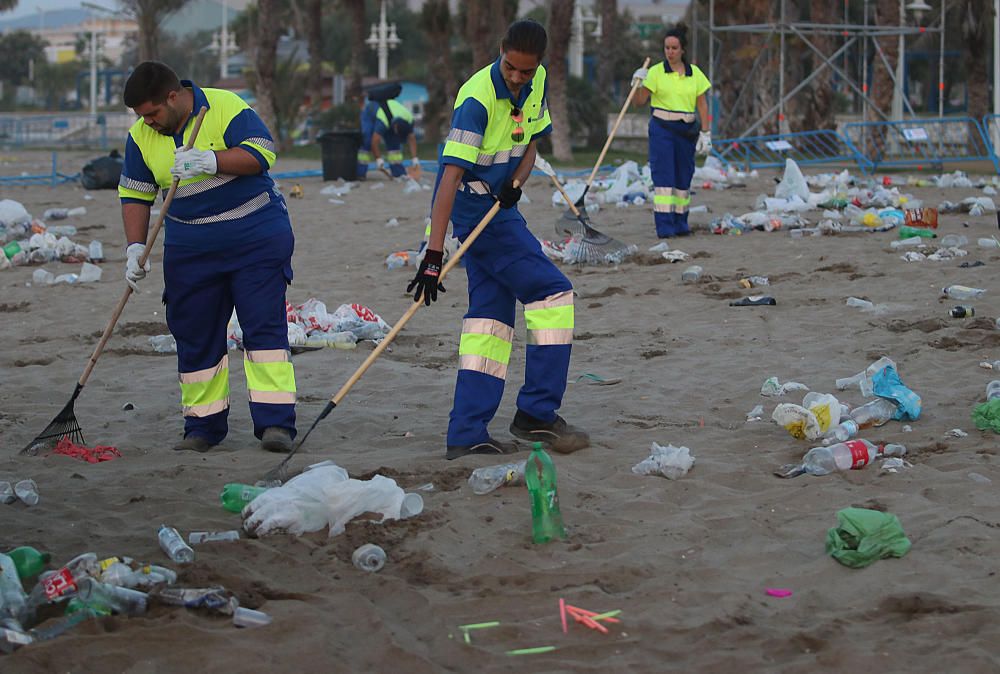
3;148;1000;672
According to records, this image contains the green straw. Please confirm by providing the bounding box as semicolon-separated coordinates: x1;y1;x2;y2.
506;646;556;656
590;610;622;621
458;621;500;631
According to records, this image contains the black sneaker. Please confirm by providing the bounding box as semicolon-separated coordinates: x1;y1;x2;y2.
445;436;519;461
509;410;590;454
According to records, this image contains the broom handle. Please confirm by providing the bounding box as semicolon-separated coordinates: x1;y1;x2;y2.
78;107;208;387
547;173;584;219
585;57;651;191
328;181;519;407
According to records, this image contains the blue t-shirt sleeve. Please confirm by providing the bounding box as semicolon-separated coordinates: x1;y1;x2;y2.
223;108;276;170
441;97;488;171
118;134;159;204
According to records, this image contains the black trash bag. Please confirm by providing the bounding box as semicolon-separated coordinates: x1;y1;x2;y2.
81;149;124;190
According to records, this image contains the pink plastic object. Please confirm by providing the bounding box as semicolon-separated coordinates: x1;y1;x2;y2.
765;588;793;598
559;598;567;634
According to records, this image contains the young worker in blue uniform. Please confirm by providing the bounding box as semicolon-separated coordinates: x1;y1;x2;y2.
632;23;712;238
406;20;589;460
118;61;297;453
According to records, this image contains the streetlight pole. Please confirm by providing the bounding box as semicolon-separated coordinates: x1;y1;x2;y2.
220;0;229;80
893;0;905;121
366;0;400;81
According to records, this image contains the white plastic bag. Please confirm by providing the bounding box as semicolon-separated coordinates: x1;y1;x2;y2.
774;158;810;201
0;199;30;227
632;442;695;480
243;465;418;537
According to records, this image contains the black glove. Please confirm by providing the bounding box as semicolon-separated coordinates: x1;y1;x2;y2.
498;179;521;209
406;249;446;305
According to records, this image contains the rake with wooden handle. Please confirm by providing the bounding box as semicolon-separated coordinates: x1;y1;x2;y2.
258;181;520;486
535;154;635;265
20;107;208;454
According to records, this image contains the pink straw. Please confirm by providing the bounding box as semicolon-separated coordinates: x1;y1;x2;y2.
559;598;567;634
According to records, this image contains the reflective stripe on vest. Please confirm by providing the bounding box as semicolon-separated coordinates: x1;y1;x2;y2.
524;291;574;345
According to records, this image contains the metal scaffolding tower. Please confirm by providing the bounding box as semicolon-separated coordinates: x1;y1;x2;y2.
696;0;945;139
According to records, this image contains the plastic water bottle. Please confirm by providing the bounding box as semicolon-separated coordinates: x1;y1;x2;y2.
0;482;14;505
0;554;27;622
525;442;567;544
352;544;386;572
220;483;269;513
233;606;272;628
189;530;240;544
31;553;99;605
5;547;49;580
824;398;898;443
846;297;874;311
157;525;194;563
987;380;1000;401
802;440;906;476
835;356;896;392
14;480;39;506
88;240;104;262
942;285;986;300
468;461;526;495
73;578;147;616
977;237;1000;249
681;265;703;283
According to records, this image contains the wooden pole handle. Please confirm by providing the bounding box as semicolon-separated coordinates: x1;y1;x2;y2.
328;181;519;406
78;106;208;387
548;174;583;218
585;57;651;190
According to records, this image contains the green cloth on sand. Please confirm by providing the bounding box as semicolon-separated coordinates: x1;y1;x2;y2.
825;507;911;569
972;399;1000;433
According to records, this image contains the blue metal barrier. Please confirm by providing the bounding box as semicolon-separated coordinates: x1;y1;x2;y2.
0;112;134;149
0;152;78;186
841;117;998;173
710;130;871;174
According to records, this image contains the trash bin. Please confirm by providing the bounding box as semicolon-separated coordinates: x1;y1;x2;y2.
319;130;362;181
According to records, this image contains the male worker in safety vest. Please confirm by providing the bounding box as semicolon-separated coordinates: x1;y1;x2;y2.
118;61;297;453
407;19;589;460
372;97;421;179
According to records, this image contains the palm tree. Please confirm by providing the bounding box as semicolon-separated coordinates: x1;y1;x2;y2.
962;0;990;119
254;0;280;148
0;0;18;12
342;0;366;100
420;0;457;144
461;0;519;75
596;0;617;98
118;0;191;62
302;0;324;141
870;0;899;121
547;0;574;161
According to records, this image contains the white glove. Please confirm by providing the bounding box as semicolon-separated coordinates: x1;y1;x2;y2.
375;157;385;170
409;157;419;167
631;67;649;87
696;131;713;156
171;148;217;180
125;242;150;292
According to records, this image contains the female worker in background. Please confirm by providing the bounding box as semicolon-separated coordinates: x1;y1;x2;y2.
632;24;712;238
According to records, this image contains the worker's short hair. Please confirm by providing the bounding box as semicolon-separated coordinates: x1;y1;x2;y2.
501;19;547;58
123;61;183;108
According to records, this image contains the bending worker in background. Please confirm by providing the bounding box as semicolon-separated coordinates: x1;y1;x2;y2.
372;98;421;179
406;19;589;460
632;23;712;238
118;61;297;453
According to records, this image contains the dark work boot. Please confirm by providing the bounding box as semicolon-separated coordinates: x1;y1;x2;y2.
172;435;214;453
509;410;590;454
445;436;519;461
260;427;294;453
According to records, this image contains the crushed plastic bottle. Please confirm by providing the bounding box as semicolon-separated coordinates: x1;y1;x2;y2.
778;440;907;477
823;398;898;443
0;482;14;505
233;606;272;628
88;240;103;262
0;554;28;622
149;334;177;353
468;461;526;495
188;530;240;544
157;525;194;563
73;578;147;616
942;285;986;301
835;356;896;393
14;480;38;506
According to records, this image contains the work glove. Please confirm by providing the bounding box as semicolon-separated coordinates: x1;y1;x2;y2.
696;131;713;156
631;66;649;87
407;157;422;179
125;242;150;292
171;148;217;180
497;178;522;209
375;157;385;170
406;248;445;305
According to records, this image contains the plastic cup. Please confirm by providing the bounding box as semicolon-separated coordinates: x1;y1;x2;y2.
400;493;423;519
233;606;272;628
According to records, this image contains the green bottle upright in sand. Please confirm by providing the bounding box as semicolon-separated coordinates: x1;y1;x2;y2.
6;546;50;579
525;442;567;544
220;483;269;513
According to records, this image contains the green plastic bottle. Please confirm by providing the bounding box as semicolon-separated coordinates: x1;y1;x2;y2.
6;546;50;580
220;483;269;513
525;442;567;544
898;225;936;239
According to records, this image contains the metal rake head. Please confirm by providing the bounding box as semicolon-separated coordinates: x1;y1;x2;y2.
22;396;84;455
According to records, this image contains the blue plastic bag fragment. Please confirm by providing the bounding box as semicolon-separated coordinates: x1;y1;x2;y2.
871;364;921;421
